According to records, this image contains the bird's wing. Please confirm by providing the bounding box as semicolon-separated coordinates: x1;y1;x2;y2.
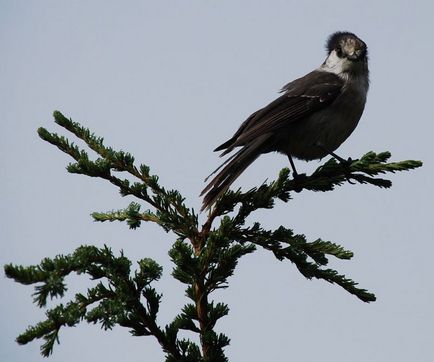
215;70;344;155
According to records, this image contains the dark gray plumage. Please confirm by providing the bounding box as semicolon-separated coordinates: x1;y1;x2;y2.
201;31;369;210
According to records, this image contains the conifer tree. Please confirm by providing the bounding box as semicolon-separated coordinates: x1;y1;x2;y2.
5;111;422;361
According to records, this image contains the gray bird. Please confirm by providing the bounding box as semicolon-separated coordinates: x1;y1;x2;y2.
201;31;369;210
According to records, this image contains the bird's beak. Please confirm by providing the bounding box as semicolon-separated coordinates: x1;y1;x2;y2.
347;52;358;61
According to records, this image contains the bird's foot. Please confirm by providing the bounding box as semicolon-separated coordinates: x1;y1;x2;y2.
292;172;307;192
338;157;356;184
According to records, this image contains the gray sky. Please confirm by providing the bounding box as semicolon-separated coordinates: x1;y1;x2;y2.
1;1;433;361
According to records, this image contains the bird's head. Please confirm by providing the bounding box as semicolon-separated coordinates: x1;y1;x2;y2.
323;31;368;76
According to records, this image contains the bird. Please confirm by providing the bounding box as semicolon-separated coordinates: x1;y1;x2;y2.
201;31;369;211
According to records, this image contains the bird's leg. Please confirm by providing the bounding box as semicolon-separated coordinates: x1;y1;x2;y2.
287;153;299;178
328;150;352;165
287;153;304;192
316;144;352;165
316;144;355;184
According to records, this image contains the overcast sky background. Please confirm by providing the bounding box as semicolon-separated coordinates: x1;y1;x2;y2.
1;1;433;361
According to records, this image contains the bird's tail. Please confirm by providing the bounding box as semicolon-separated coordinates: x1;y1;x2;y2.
200;134;270;211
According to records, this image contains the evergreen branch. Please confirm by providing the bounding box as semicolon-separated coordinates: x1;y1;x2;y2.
37;127;83;161
305;239;353;260
52;111;146;181
293;258;376;303
9;111;420;359
52;111;117;159
210;151;422;220
39;112;199;240
200;233;256;292
223;222;374;302
16;302;86;357
5;246;183;359
168;235;242;360
255;238;374;302
92;202;160;229
152;189;199;241
51;111;166;199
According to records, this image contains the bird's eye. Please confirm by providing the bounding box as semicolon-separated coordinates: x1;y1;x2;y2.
335;47;343;57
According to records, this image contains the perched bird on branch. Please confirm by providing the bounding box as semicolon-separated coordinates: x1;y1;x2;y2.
201;31;369;210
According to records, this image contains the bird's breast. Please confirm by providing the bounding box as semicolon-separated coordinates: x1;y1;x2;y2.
279;78;368;160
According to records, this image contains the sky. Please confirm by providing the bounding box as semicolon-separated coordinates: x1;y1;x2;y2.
1;1;433;361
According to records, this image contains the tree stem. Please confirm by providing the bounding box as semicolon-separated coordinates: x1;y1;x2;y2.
195;280;210;360
193;235;210;360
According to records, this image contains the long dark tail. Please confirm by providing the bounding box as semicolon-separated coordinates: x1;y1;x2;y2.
200;134;270;211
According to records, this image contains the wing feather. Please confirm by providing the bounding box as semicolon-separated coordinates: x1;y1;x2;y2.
215;70;344;154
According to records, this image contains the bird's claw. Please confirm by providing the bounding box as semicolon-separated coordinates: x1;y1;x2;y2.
342;157;353;166
292;172;307;192
339;157;356;184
